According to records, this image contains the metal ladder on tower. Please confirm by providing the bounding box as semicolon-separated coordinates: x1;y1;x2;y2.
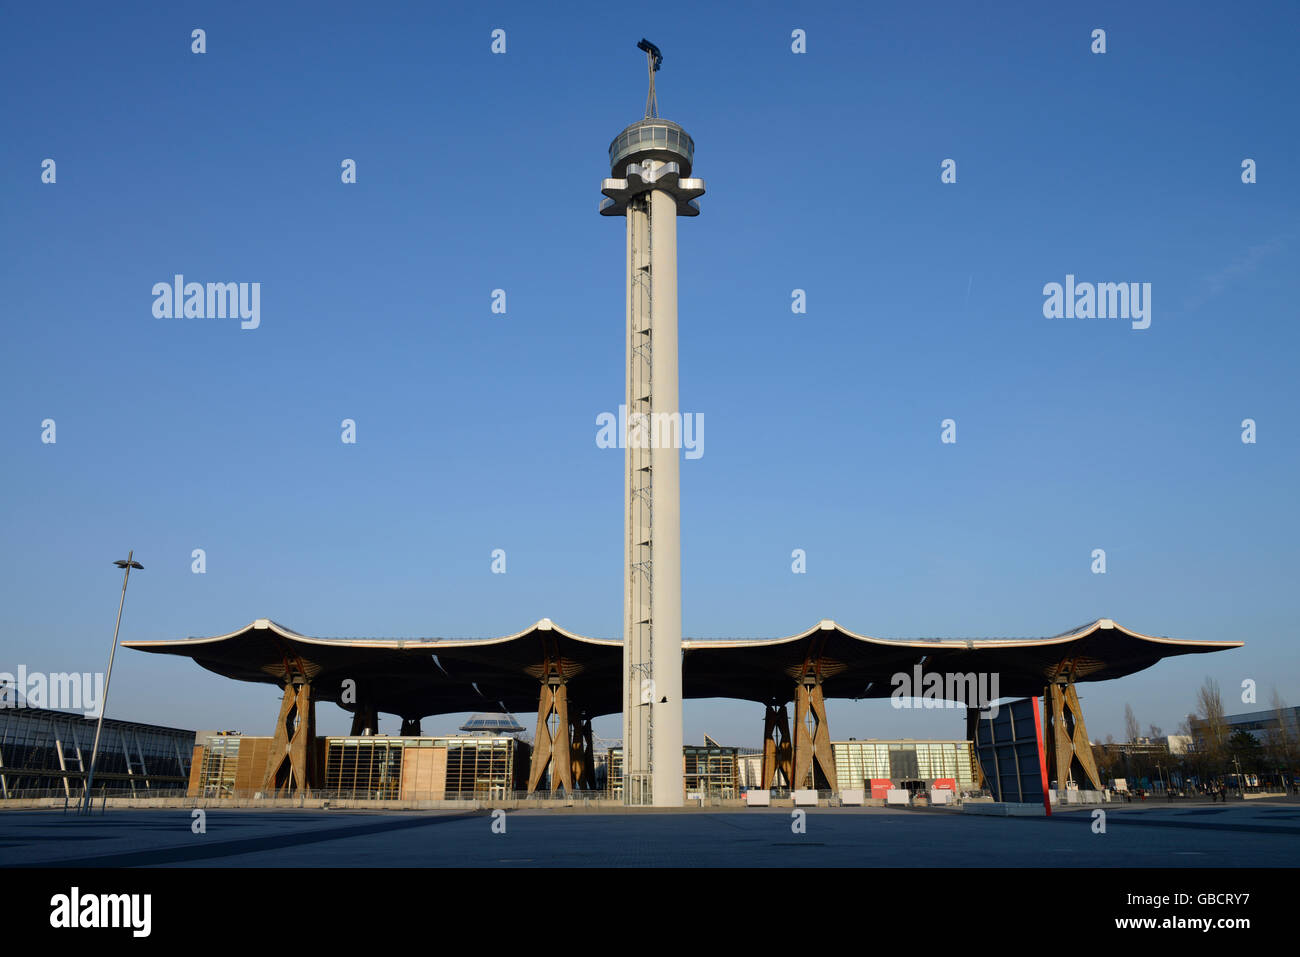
628;192;655;804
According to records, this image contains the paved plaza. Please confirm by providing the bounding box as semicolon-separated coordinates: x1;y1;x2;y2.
3;800;1298;867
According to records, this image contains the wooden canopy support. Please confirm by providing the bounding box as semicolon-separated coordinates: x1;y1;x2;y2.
570;713;596;791
760;703;793;788
1043;681;1101;791
792;679;837;790
527;646;575;794
262;679;317;795
965;708;989;790
527;679;572;793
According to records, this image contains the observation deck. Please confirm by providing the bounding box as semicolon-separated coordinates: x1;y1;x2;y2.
608;118;695;177
600;117;705;217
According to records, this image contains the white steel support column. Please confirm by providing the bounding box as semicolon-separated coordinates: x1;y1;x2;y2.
55;736;71;798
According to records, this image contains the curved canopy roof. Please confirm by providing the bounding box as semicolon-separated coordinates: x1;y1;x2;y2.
895;618;1240;698
124;618;622;718
124;616;1241;721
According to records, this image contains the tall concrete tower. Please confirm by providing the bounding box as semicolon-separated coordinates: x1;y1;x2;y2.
600;40;704;807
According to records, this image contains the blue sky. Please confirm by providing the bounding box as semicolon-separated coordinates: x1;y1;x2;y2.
2;1;1296;747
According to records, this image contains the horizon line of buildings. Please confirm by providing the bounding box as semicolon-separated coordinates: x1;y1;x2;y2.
4;702;1295;800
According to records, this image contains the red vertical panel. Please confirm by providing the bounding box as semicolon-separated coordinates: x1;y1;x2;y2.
1032;695;1051;817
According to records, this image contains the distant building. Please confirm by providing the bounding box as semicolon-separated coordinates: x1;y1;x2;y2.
737;753;765;788
0;705;193;797
1189;707;1300;750
1119;737;1171;757
607;737;753;800
189;733;530;799
1091;735;1209;790
833;739;979;793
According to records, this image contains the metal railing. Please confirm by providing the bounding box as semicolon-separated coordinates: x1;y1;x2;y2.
2;785;1014;806
0;787;191;801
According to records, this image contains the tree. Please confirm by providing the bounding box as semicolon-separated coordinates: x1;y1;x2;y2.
1124;704;1141;744
1265;690;1297;792
1122;704;1145;783
1195;677;1228;776
1177;713;1204;787
1093;736;1118;785
1227;729;1264;791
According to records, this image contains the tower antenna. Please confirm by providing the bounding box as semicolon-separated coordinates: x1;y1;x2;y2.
637;38;662;118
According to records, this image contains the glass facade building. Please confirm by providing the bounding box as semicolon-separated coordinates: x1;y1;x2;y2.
683;745;740;798
322;736;522;799
324;737;406;799
607;744;741;799
832;740;979;792
1190;706;1300;749
0;706;193;797
191;734;529;799
195;734;242;798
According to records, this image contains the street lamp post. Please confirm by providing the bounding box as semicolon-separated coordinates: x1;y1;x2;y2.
81;551;143;814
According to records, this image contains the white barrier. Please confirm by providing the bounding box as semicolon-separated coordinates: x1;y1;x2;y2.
793;789;819;806
886;789;911;805
1051;788;1105;805
840;788;865;806
930;789;953;805
745;789;771;807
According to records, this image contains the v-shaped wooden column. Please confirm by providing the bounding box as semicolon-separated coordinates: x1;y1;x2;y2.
792;680;837;791
965;707;989;790
1044;681;1101;790
263;680;317;795
761;703;793;788
527;661;574;795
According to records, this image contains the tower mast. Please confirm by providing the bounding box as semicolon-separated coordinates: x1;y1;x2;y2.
600;41;705;807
